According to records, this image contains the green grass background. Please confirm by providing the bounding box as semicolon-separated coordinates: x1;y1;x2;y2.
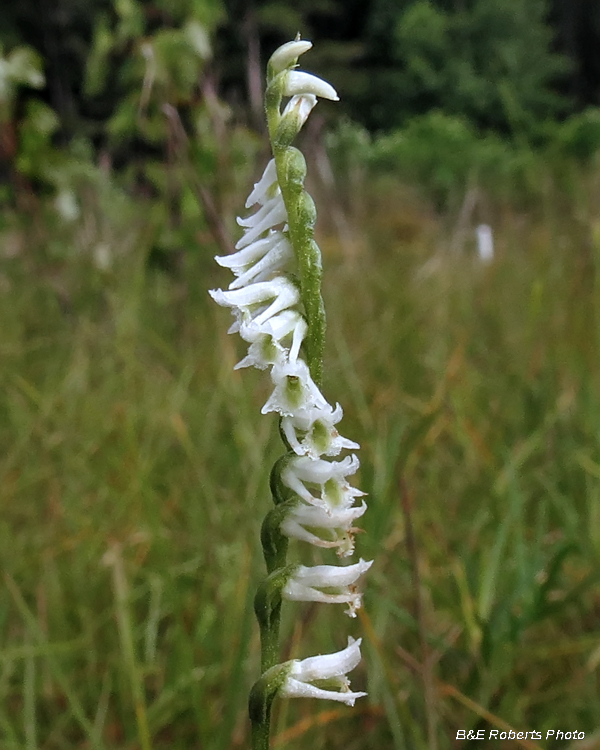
1;168;599;749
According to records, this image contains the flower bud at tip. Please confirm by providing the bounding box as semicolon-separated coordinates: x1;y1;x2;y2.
269;40;313;73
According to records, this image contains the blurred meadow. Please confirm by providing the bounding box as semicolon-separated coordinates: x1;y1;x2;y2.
2;1;600;749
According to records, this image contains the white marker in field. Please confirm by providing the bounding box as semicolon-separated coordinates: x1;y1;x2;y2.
476;224;494;262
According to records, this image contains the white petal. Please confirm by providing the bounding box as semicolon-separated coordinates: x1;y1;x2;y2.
237;194;282;228
229;235;293;289
209;277;293;311
283;581;356;605
286;455;360;486
253;283;299;326
280;501;367;556
291;559;373;588
215;233;282;271
210;279;299;334
290;638;363;682
235;199;288;249
269;40;313;73
283;559;372;616
288;316;307;364
234;336;286;370
240;309;303;343
246;159;279;207
284;71;339;101
286;501;367;529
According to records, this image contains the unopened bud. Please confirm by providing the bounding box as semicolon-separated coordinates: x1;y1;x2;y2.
269;40;313;74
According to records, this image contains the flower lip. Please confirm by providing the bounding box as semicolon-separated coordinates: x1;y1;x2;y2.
261;359;329;417
281;402;360;459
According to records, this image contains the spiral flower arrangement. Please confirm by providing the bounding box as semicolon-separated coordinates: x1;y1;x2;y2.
210;38;371;749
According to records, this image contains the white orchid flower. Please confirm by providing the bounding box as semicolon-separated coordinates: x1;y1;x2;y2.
279;94;318;135
245;159;279;208
262;359;329;417
280;499;367;557
281;454;362;508
283;559;373;616
284;71;339;101
215;231;286;273
227;235;293;290
235;195;288;250
281;401;359;458
209;277;299;329
234;311;307;370
279;638;366;705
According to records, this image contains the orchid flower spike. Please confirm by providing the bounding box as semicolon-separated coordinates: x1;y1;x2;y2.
210;37;370;747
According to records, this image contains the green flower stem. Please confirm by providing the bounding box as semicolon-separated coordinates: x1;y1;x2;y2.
251;562;294;748
255;567;293;670
250;663;290;750
251;714;271;750
251;56;328;750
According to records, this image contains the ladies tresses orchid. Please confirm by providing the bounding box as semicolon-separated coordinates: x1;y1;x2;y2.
281;401;360;459
281;454;363;509
261;359;329;416
210;37;370;748
280;638;366;705
283;559;373;616
280;498;367;557
234;311;307;371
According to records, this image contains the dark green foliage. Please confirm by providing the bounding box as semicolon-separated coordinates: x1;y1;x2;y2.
357;0;570;133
